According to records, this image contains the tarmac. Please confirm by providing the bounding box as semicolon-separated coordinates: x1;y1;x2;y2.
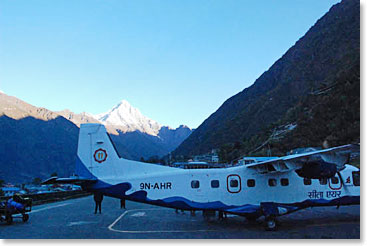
0;195;360;239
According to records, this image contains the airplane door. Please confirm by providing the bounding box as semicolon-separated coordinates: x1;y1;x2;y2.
227;174;241;193
190;176;205;202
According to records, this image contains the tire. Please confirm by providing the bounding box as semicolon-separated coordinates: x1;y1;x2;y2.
265;217;277;231
22;214;29;222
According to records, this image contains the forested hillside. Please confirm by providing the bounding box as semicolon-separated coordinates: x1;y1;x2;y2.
173;0;359;161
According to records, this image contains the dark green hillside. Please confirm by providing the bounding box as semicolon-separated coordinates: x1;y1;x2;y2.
0;91;193;183
173;0;359;160
0;115;79;183
224;63;360;162
274;65;360;152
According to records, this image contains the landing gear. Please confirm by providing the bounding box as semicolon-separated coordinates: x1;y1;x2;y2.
265;216;277;231
260;202;280;231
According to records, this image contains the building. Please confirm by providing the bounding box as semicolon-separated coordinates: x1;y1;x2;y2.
171;161;227;169
193;149;219;163
1;187;21;197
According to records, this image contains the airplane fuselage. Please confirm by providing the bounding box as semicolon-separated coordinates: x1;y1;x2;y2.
83;158;359;216
75;124;360;220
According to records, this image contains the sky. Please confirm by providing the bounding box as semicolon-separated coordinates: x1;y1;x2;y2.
0;0;340;129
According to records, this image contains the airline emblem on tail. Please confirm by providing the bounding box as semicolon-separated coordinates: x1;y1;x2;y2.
94;148;107;163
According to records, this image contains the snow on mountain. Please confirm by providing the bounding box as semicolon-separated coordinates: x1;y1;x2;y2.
94;100;162;136
92;100;193;158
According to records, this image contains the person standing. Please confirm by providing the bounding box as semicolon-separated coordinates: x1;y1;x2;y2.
120;199;126;209
94;192;103;214
218;211;224;220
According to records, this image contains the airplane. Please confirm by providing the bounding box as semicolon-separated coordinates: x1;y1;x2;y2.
43;123;360;231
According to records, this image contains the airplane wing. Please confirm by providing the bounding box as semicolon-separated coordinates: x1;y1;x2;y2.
42;176;97;185
245;144;360;174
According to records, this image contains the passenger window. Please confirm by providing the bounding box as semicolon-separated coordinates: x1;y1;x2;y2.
230;179;238;187
191;180;200;189
268;179;277;187
331;177;339;184
319;178;327;185
352;171;360;186
304;178;312;185
247;179;255;187
211;180;220;188
281;178;289;186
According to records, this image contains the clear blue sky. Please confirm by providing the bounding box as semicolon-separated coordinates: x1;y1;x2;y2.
0;0;340;129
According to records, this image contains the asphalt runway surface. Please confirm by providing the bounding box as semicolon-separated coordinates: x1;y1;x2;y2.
0;196;360;239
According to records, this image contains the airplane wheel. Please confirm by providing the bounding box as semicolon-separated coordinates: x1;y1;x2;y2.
22;214;29;222
265;217;277;231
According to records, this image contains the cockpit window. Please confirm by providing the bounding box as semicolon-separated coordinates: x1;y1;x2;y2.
331;177;339;184
352;171;360;186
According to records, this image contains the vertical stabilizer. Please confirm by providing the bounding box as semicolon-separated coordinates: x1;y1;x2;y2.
76;124;120;181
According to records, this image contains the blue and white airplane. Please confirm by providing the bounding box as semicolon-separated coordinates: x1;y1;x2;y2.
44;123;360;230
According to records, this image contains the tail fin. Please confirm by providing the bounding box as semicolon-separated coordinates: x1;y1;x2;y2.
75;123;120;181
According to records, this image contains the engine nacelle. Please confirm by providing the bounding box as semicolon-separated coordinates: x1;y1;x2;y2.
295;160;337;179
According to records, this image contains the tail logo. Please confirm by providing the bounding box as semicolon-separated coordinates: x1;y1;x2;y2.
94;148;108;163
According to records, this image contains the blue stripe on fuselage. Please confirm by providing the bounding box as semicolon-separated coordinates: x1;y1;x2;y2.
76;158;360;216
90;181;360;216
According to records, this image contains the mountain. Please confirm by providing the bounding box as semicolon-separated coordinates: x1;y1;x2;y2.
158;125;193;149
0;93;192;183
173;0;360;160
0;93;79;183
95;100;161;136
57;109;100;127
0;92;60;121
92;100;193;160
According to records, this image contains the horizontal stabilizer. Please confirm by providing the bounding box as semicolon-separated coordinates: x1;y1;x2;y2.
42;176;97;185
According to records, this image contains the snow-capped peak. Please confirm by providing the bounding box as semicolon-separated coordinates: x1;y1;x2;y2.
94;100;162;136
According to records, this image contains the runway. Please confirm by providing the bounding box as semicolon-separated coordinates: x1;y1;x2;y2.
0;196;360;239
